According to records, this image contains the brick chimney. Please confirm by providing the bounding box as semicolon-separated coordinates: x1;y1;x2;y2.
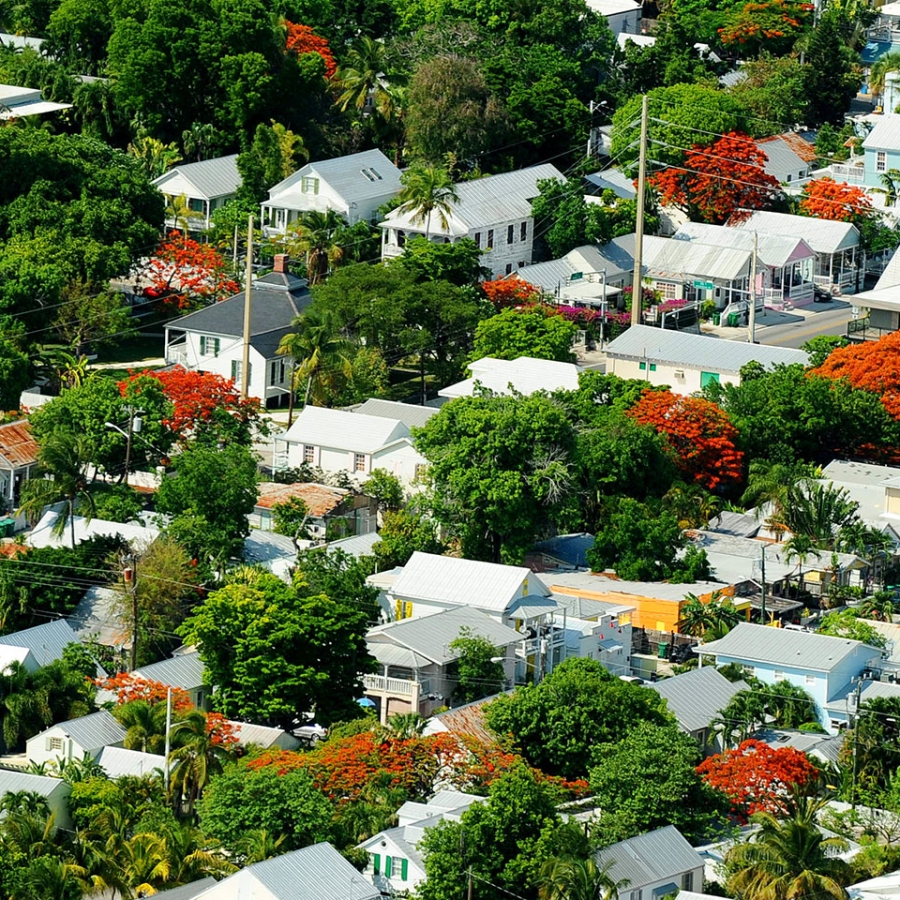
273;254;290;274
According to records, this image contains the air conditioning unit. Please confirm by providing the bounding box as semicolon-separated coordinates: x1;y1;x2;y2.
674;369;685;378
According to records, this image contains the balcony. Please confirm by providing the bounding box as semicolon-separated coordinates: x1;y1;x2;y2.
827;164;865;184
847;318;896;342
166;342;188;367
363;674;428;697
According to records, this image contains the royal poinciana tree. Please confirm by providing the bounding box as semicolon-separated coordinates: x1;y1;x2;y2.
799;177;873;223
481;278;544;309
627;389;744;490
284;22;336;78
649;132;784;224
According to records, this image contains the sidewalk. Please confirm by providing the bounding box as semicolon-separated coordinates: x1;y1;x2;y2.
700;299;851;339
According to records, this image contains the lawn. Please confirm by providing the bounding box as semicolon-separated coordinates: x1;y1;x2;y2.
93;334;165;365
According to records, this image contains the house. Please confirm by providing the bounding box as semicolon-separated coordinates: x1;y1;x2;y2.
95;746;166;779
755;135;813;186
274;403;437;486
673;222;817;307
649;666;747;752
252;482;378;539
27;507;159;551
163;255;310;407
727;210;862;294
0;32;45;52
824;676;900;730
846;244;900;341
585;0;641;33
380;164;565;279
242;530;298;581
753;728;844;766
363;606;520;722
697;622;883;732
152;155;241;232
0;83;71;119
863;118;900;190
594;826;705;900
423;693;504;744
0;618;84;674
438;356;581;400
68;586;131;658
358;791;486;894
818;460;900;548
132;649;208;709
262;149;402;234
0;770;72;830
228;721;301;751
550;592;636;676
603;325;809;395
151;879;218;900
26;710;126;768
0;420;38;517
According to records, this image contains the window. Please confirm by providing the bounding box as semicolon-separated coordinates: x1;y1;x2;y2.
474;232;482;249
639;362;657;372
505;263;513;275
658;281;678;299
630;891;642;900
806;674;816;685
507;224;515;244
786;174;792;183
199;336;220;357
682;873;695;892
354;453;366;472
301;175;320;193
395;599;414;620
397;230;406;248
877;151;887;173
303;445;315;464
700;371;721;388
230;360;251;382
46;736;63;751
269;359;285;385
774;669;785;681
521;221;528;241
518;261;525;269
487;229;494;249
415;463;427;480
188;197;205;213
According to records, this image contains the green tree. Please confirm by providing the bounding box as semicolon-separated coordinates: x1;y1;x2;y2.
395;163;460;239
281;209;347;285
399;236;489;286
859;590;897;622
818;610;887;649
802;9;862;126
775;481;860;548
802;335;850;368
271;496;310;549
484;658;671;779
539;856;627;900
114;700;169;755
362;470;404;513
0;339;31;411
449;627;506;704
168;709;236;816
372;509;446;570
471;308;576;364
728;55;809;127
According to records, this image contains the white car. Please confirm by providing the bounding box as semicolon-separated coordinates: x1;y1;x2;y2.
293;720;327;746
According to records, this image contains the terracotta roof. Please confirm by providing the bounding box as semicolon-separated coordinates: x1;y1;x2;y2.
0;421;38;469
758;132;818;164
427;694;500;745
255;482;348;517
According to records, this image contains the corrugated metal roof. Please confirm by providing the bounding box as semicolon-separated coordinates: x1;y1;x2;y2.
355;399;439;430
756;137;809;181
282;405;408;454
636;234;754;282
0;420;38;469
47;710;126;751
604;325;808;374
875;246;900;289
256;481;348;516
392;552;542;611
649;667;747;733
0;770;68;805
439;356;580;399
587;0;641;14
68;586;131;649
0;618;80;666
595;826;702;889
368;605;520;664
152;154;241;200
540;570;727;601
673;222;814;269
382;164;564;236
368;643;433;669
778;132;819;164
754;728;843;765
326;530;381;559
863;117;900;153
698;622;876;671
551;592;633;619
728;210;859;255
145;878;217;900
28;509;159;551
96;746;165;778
229;721;299;749
585;167;637;199
424;692;503;744
134;651;206;691
719;69;748;88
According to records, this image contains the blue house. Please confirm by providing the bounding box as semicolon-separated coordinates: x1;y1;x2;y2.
697;623;882;733
862;118;900;189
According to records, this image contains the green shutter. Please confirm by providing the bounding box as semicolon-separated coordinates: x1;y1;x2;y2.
200;336;206;355
213;338;220;357
385;856;392;877
400;859;409;881
372;853;380;875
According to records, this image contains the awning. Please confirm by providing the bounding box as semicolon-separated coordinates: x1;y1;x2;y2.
598;638;624;652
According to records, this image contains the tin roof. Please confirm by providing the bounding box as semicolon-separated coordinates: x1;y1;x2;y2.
596;827;702;889
39;710;126;751
152;154;241;200
728;210;859;255
133;650;206;691
0;421;38;469
255;482;348;516
649;666;747;733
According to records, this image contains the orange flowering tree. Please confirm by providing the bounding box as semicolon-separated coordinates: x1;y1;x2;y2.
142;232;239;312
482;278;544;309
285;22;336;78
799;178;874;224
719;0;813;56
811;331;900;420
649;132;784;225
96;673;193;710
628;389;744;490
697;739;818;819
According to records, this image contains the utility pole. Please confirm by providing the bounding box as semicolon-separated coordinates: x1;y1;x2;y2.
631;94;649;327
241;214;254;400
748;231;758;344
467;867;473;900
163;687;172;792
850;678;863;809
125;555;138;671
759;545;767;625
232;223;239;271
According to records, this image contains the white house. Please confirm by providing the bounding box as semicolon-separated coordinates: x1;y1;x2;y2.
439;356;581;399
595;826;705;900
133;649;208;708
603;325;809;395
586;0;641;33
27;710;126;768
274;402;438;486
163;255;310;407
0;419;38;517
96;746;166;779
380;164;564;278
358;791;485;894
0;619;84;675
845;244;900;342
755;135;813;186
27;507;159;551
0;770;72;830
262;149;402;234
0;83;71;119
152;155;242;231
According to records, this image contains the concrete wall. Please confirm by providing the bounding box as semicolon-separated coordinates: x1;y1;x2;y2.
606;357;741;396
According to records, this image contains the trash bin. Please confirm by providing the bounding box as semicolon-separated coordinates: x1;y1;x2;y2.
0;517;15;538
712;312;721;325
657;642;669;660
727;313;739;327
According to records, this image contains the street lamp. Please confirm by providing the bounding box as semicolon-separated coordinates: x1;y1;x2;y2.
105;410;145;486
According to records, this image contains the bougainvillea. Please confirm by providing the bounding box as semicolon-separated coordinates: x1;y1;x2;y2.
811;331;900;420
142;232;239;311
482;277;544;309
285;22;337;78
697;739;818;819
628;388;744;490
649;132;783;225
799;177;874;223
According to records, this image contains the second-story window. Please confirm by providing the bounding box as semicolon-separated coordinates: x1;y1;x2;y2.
487;229;494;249
507;224;514;244
354;453;366;472
877;151;887;173
521;221;528;241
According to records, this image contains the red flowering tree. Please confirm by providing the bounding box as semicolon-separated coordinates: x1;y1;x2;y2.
799;178;874;224
628;389;744;490
811;331;900;420
718;0;812;56
285;22;337;78
649;132;784;225
143;232;239;312
96;673;193;711
482;277;544;309
697;739;818;819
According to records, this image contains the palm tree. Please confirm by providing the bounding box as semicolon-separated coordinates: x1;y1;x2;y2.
385;712;427;739
0;662;54;751
777;482;860;549
539;856;627;900
117;832;171;898
284;209;346;285
127;135;182;179
168;710;234;816
114;699;169;754
874;169;900;207
678;593;713;637
162;822;236;883
860;590;897;622
165;193;203;232
236;828;287;865
741;461;818;525
17;431;96;549
726;795;851;900
396;164;459;240
784;533;816;595
17;857;92;900
871;51;900;99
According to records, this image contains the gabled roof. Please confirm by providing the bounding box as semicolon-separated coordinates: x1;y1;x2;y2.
367;606;520;666
439;356;580;399
0;770;69;809
0;618;80;666
133;651;206;691
96;746;165;778
255;482;349;516
28;509;159;550
649;666;747;733
863;117;900;153
727;210;859;255
755;136;810;179
0;420;38;469
355;398;439;430
391;552;544;611
147;879;217;900
281;405;409;454
604;324;808;374
326;530;381;559
585;168;637;199
229;720;300;750
613;233;754;282
673;222;815;269
0;83;71;118
595;826;702;889
68;586;131;650
698;622;878;671
382;165;564;236
152;155;241;200
39;710;126;750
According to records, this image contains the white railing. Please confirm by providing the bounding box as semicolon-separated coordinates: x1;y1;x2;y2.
363;674;421;696
381;243;404;258
828;164;865;184
166;343;188;366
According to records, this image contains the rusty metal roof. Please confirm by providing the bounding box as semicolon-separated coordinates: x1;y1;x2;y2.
255;482;348;517
0;421;38;469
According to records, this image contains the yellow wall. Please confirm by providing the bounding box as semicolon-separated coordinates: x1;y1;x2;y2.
887;487;900;517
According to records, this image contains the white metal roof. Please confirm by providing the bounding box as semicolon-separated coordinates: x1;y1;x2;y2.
595;826;702;890
355;398;439;429
612;233;753;282
728;210;859;255
673;222;814;269
391;552;544;611
0;618;80;666
755;138;809;180
229;721;299;749
152;154;241;200
604;324;808;374
0;84;71;118
587;0;641;15
439;356;580;399
863;117;900;153
28;509;159;550
96;746;165;778
281;405;409;454
133;650;206;691
38;710;127;751
540;570;727;602
649;667;747;733
68;586;131;650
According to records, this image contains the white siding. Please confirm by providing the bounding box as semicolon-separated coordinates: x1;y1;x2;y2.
606;358;741;396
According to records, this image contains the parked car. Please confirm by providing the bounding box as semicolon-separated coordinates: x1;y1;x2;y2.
293;719;327;746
